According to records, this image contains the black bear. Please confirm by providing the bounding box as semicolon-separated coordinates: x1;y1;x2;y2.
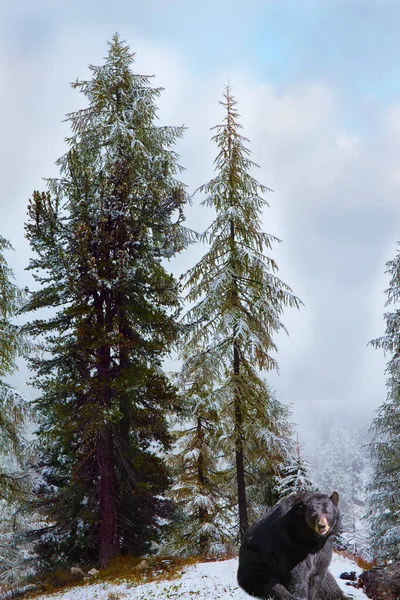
237;491;350;600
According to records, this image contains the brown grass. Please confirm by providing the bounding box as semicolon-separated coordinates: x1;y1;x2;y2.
96;555;198;585
25;554;223;598
355;556;377;571
335;549;376;572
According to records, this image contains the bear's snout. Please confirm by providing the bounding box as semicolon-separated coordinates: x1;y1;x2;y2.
316;516;330;535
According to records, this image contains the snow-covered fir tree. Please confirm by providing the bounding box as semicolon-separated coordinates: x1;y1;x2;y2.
24;35;191;568
367;244;400;561
239;385;295;521
180;86;300;541
166;369;232;556
0;236;38;586
0;390;38;589
276;436;317;498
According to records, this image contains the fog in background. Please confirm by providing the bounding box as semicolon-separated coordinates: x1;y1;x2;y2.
3;0;400;446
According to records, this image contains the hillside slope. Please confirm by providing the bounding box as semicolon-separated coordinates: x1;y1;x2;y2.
31;554;369;600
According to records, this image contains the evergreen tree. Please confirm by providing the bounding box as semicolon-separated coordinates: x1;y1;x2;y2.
0;236;36;584
368;245;400;560
242;385;295;520
0;236;28;385
181;86;300;541
276;436;317;497
24;35;190;567
167;370;232;556
0;235;32;504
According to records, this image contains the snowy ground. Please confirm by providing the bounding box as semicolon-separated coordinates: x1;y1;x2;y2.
31;553;369;600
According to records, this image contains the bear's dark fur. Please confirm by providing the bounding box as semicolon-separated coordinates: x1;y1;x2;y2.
237;491;350;600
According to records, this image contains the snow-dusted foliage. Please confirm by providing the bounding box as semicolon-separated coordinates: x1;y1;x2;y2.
0;493;45;590
23;35;191;567
308;425;370;557
236;384;295;522
0;238;41;587
0;389;39;588
179;86;300;542
367;245;400;561
276;436;317;498
0;236;29;379
368;403;400;562
166;372;233;556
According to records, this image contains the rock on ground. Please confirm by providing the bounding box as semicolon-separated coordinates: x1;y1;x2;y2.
360;563;400;600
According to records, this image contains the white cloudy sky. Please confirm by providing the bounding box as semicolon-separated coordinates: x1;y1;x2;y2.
2;0;400;439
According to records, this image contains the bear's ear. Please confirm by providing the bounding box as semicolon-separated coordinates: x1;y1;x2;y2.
295;500;305;512
293;492;306;510
330;491;339;506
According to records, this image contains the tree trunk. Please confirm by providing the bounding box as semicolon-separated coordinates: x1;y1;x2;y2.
226;94;249;539
98;424;119;567
230;215;248;541
234;339;248;541
118;301;131;452
116;293;135;555
96;295;120;566
197;416;209;554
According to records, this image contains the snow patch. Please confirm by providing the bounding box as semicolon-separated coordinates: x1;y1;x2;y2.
30;554;369;600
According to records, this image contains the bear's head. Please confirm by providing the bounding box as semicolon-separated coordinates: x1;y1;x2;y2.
297;492;340;538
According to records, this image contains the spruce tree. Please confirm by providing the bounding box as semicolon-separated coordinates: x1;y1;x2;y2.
24;35;189;567
0;235;31;502
167;371;231;556
368;244;400;560
0;236;35;584
181;86;300;541
241;385;294;520
276;436;316;497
